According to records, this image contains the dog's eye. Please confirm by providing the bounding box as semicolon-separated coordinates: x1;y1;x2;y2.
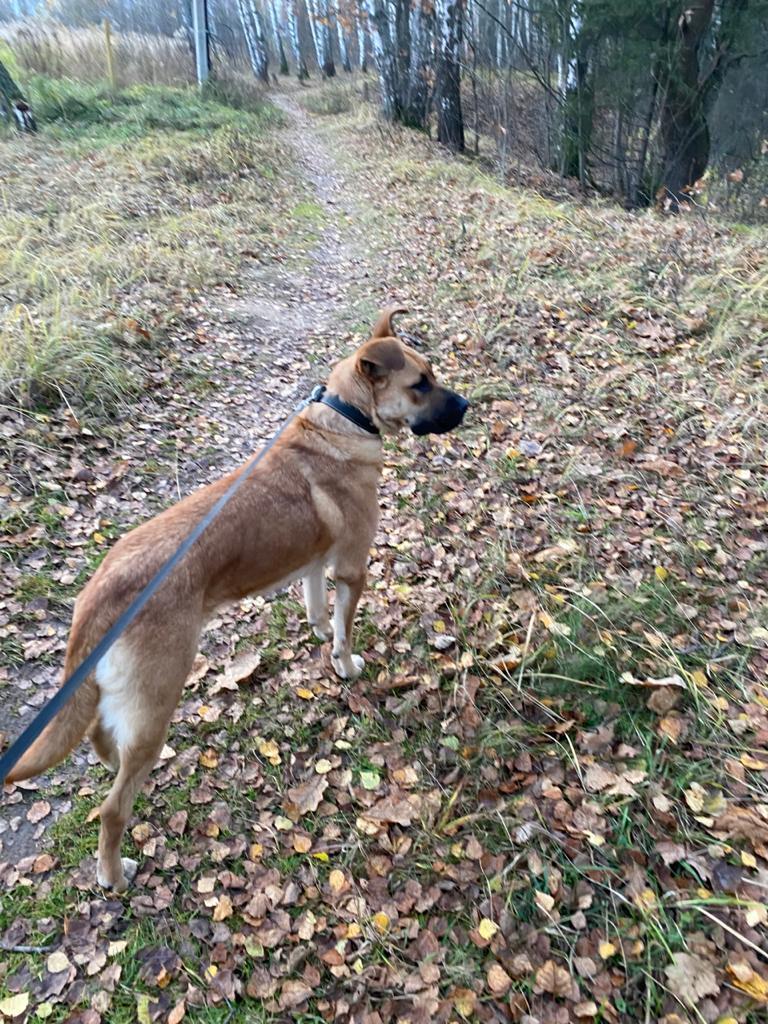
412;374;432;393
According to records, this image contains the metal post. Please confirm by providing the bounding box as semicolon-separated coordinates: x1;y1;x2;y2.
192;0;210;85
103;18;117;90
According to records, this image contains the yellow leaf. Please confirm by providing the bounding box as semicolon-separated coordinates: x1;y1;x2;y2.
372;911;390;933
311;851;329;862
727;962;768;1002
599;941;617;959
741;753;768;770
329;869;346;893
352;957;364;974
293;834;312;853
347;922;362;938
213;894;233;921
35;1003;54;1019
204;964;218;981
296;688;314;700
257;737;281;764
315;759;333;774
454;987;477;1017
249;842;263;859
92;532;106;544
741;850;757;868
478;917;499;940
199;749;218;769
633;888;657;912
273;815;293;831
535;891;555;914
654;566;668;581
689;669;707;688
0;993;30;1018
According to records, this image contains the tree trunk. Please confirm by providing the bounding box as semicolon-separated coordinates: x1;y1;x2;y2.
0;58;35;132
366;0;401;120
309;0;336;77
560;54;593;181
237;0;271;83
287;0;311;78
435;0;465;152
404;0;434;129
356;6;369;72
332;0;352;71
268;0;291;74
659;0;716;210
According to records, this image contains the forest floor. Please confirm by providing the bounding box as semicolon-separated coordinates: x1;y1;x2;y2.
1;79;767;1024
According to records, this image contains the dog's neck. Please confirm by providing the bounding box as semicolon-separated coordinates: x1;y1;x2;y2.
310;358;381;439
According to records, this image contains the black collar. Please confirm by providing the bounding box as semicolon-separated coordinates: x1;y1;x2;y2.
308;385;380;436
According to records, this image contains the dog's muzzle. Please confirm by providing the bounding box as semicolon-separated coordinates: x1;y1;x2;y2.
411;391;469;436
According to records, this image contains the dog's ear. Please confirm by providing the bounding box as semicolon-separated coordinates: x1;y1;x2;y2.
357;338;406;382
370;305;409;339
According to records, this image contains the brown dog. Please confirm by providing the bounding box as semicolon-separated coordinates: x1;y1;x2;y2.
3;307;468;890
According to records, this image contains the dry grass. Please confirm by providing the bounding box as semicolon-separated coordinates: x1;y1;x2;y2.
1;21;194;88
0;81;284;411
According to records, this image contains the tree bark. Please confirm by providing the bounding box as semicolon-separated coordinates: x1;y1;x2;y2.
238;0;271;83
435;0;465;152
287;0;311;78
404;0;433;129
366;0;401;120
268;0;291;75
659;0;716;209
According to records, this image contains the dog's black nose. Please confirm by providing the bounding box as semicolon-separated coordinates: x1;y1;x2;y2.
455;394;469;421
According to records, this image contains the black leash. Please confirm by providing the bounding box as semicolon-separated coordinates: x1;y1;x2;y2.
0;384;373;784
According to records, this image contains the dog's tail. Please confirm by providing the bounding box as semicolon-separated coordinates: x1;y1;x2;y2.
3;631;100;785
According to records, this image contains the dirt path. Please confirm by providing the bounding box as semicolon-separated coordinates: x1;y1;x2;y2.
0;93;371;866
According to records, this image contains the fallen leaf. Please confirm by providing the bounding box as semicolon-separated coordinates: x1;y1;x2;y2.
46;950;71;973
487;963;511;995
534;959;573;998
0;993;29;1018
664;952;719;1005
285;774;328;815
26;800;51;823
477;917;498;940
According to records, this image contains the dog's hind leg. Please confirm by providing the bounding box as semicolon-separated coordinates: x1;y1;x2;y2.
303;563;331;641
331;573;365;680
89;719;119;772
93;628;199;890
96;724;167;891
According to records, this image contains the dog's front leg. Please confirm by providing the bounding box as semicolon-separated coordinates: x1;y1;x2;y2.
331;574;365;679
303;564;332;641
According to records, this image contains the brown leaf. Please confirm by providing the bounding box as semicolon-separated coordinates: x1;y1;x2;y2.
664;952;719;1005
279;979;312;1010
363;788;422;826
487;963;512;996
284;774;328;816
27;800;51;823
534;959;574;998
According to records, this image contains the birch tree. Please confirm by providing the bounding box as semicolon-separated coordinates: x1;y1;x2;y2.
237;0;270;83
268;0;290;75
287;0;311;78
309;0;337;76
435;0;465;151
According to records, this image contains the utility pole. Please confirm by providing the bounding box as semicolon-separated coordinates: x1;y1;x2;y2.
191;0;211;85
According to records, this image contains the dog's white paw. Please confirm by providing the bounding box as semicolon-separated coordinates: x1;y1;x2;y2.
311;619;332;642
332;653;365;680
97;857;138;892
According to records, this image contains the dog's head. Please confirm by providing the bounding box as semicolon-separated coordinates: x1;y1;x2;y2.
341;306;469;436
